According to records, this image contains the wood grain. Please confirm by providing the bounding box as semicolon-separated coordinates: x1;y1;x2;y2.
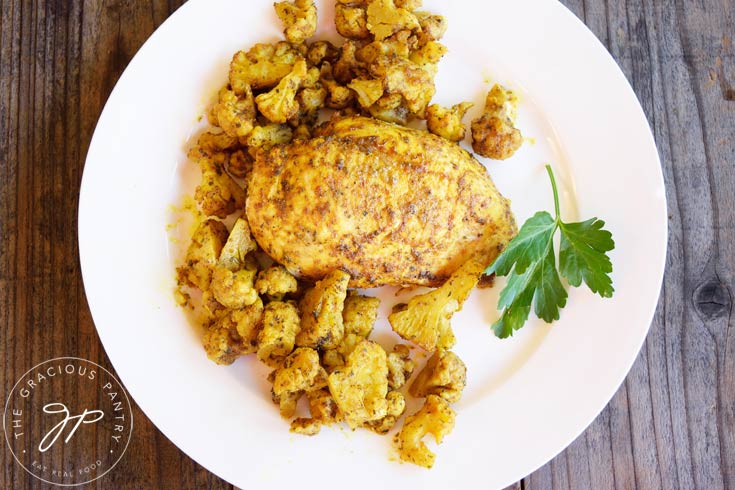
1;1;733;489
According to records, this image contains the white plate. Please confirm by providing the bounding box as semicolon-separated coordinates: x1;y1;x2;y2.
79;0;666;488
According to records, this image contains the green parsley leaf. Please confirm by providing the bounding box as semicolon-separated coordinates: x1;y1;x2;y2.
486;164;615;338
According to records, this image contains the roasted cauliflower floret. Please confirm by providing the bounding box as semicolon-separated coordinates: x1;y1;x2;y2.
212;86;256;138
348;78;384;108
364;390;405;434
323;79;355;109
244;123;293;150
408;41;447;77
333;41;364;85
471;84;523;160
210;266;258;309
409;350;466;403
255;265;299;300
226;149;252;179
327;339;389;428
203;299;264;364
272;347;328;417
274;0;317;44
395;394;455;468
194;156;246;218
369;54;434;116
257;301;301;367
289;387;342;435
297;86;327;115
366;0;420;41
255;59;308;124
179;219;228;290
342;292;380;337
193;130;238;154
386;344;415;389
229;42;302;92
367;96;410;125
425;102;473;142
219;218;258;269
296;270;350;350
234;297;266;353
335;4;370;40
415;12;447;46
307;40;339;66
388;257;484;351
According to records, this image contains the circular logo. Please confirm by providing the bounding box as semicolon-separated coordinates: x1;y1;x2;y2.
3;357;133;486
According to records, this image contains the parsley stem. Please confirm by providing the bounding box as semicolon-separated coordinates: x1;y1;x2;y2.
545;164;561;220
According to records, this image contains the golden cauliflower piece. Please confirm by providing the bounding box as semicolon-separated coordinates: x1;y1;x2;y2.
234;297;266;353
194;156;246;218
471;84;523;160
365;0;420;41
193;130;238;154
335;4;370;40
408;41;447;77
333;41;364;85
219;217;258;269
327;339;389;428
409;350;466;403
388;257;484;351
386;344;415;390
255;265;299;300
243;123;293;150
272;347;328;417
210;266;258;309
425;102;473;142
296;270;350;350
212;86;256;138
274;0;317;44
307;40;338;66
179;219;228;290
369;54;434;116
342;292;380;337
257;301;301;368
415;12;447;46
364;391;405;434
323;79;355;110
203;299;264;364
255;59;308;124
367;96;410;125
297;86;327;115
395;394;455;468
226;149;252;179
289;388;343;435
348;78;384;108
229;42;302;92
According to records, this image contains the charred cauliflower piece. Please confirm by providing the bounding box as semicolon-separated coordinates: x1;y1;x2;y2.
194;156;246;218
255;265;299;300
307;40;339;66
227;149;253;179
409;350;466;403
386;344;415;390
296;270;350;350
425;102;473;142
364;390;405;434
255;59;308;124
366;0;420;41
179;219;228;290
203;299;264;364
274;0;317;44
272;347;328;418
343;292;380;337
335;4;370;40
230;42;302;92
388;257;484;351
212;86;256;138
395;394;455;468
257;301;301;368
369;54;434;116
471;84;522;160
244;123;293;150
327;339;389;428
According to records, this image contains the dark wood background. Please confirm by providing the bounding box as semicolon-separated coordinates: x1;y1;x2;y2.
1;0;733;488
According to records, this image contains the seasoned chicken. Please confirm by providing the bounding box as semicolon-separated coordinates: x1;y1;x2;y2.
246;116;516;288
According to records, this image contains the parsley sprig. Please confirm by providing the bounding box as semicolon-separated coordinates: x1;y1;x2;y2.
486;165;615;338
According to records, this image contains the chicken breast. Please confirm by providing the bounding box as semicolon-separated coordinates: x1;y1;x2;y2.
246;116;516;288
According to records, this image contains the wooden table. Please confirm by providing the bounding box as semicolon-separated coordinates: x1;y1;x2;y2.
1;1;733;488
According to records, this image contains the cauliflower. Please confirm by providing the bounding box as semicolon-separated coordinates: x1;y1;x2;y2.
296;270;350;349
194;156;246;218
255;265;299;300
226;149;252;179
297;86;327;115
306;40;338;67
425;102;473;142
327;339;389;428
342;292;380;337
193;130;238;155
255;59;308;124
395;394;455;468
335;4;370;40
212;86;256;138
357;39;409;64
274;0;317;44
409;350;466;403
394;0;422;9
365;0;420;41
257;301;301;367
333;41;364;85
348;78;384;108
203;299;264;364
364;391;405;434
199;289;229;326
234;297;266;353
471;84;523;160
408;40;447;76
292;124;312;140
323;79;355;110
272;347;328;417
229;42;302;92
243;123;293;150
386;344;415;389
218;217;258;270
210;266;258;309
415;12;447;46
367;97;410;125
369;54;434;116
179;219;228;290
289;388;342;435
388;257;483;351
